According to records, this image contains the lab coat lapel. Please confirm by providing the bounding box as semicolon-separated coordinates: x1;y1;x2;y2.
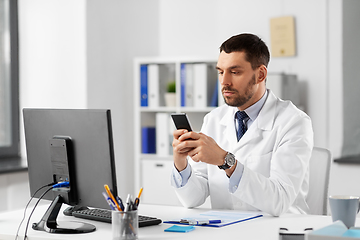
240;91;277;146
220;108;238;150
256;90;276;132
220;90;277;152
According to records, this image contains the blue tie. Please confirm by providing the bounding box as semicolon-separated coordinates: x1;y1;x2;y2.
235;111;248;141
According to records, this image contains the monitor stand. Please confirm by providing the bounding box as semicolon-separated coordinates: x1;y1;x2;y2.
32;195;96;234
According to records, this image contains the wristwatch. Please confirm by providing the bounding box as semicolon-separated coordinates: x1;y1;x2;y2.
218;152;236;170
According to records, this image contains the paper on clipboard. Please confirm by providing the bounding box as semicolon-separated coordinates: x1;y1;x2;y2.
164;211;263;227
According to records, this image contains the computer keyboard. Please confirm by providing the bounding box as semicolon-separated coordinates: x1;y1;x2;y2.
71;208;162;227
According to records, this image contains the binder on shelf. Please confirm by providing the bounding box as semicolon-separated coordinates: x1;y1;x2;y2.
185;64;194;107
156;113;170;156
140;65;148;107
210;80;218;107
193;63;207;108
193;63;218;108
180;63;186;107
141;127;156;154
206;63;218;107
148;64;160;108
180;63;194;107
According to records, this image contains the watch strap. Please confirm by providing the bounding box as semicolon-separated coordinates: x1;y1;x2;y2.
218;162;231;170
218;152;235;170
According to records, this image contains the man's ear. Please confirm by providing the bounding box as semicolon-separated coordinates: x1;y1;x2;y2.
257;65;267;83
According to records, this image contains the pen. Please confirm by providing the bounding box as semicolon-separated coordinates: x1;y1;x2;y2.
102;192;116;210
124;194;132;212
180;219;222;225
195;220;221;225
122;194;135;236
134;187;143;207
137;188;143;198
104;184;121;211
116;196;124;211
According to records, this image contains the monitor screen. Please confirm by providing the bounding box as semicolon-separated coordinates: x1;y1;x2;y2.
23;108;118;211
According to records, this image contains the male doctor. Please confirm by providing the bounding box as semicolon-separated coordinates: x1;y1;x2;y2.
171;33;314;216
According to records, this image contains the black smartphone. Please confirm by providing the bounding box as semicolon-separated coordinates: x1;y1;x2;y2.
171;113;193;132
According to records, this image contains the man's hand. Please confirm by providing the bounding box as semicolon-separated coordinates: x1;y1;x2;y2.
172;129;193;171
174;131;227;166
173;130;237;177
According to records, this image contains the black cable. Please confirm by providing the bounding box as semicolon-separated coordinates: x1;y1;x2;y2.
14;182;55;240
23;186;53;240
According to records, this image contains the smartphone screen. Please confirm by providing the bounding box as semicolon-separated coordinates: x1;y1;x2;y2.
171;113;192;132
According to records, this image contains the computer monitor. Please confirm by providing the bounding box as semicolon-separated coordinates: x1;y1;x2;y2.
23;108;118;233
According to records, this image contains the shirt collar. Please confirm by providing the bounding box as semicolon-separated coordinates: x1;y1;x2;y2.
238;89;268;122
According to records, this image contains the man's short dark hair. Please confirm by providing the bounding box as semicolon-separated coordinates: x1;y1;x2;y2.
219;33;270;70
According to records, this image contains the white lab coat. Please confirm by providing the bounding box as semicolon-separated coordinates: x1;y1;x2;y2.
173;90;314;216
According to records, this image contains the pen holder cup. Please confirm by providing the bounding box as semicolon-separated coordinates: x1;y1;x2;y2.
112;210;138;240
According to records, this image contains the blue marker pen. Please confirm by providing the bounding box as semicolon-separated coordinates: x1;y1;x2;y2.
188;219;222;225
102;192;116;210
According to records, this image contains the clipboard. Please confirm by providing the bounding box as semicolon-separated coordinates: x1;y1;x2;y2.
164;211;263;227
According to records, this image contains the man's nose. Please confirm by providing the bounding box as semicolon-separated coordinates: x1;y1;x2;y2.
220;72;231;86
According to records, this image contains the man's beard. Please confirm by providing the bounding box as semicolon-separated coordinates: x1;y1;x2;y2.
222;74;256;107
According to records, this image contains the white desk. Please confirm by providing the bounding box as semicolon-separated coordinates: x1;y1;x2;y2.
0;202;357;240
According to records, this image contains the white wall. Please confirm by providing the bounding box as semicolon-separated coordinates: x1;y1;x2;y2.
6;0;87;211
19;0;87;157
16;0;160;203
328;0;343;159
341;0;360;157
327;0;360;198
0;171;30;212
86;0;159;198
13;0;159;210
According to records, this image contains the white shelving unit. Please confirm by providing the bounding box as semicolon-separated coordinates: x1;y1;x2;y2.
133;57;220;206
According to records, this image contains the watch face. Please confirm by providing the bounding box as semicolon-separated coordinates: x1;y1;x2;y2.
225;153;236;166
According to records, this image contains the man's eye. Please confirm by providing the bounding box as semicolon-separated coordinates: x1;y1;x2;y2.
218;72;224;75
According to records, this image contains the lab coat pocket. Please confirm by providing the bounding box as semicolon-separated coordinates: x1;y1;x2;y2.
245;152;272;177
